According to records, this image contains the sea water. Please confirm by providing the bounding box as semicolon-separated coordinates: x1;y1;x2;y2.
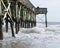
0;22;60;48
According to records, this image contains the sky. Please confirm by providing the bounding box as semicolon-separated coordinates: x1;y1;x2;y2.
30;0;60;22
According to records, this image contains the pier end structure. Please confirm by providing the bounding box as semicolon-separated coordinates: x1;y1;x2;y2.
35;7;48;27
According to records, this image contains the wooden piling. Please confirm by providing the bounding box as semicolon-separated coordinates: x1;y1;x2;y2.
10;21;15;37
0;0;3;40
25;20;28;28
18;23;19;31
23;21;25;28
5;16;8;32
27;21;29;28
29;21;30;28
15;22;18;34
30;21;32;28
34;21;36;26
0;16;3;40
45;14;47;27
20;19;22;27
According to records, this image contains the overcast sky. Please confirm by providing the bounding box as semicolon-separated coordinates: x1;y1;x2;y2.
30;0;60;22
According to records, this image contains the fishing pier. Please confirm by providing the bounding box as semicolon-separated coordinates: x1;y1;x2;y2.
0;0;47;40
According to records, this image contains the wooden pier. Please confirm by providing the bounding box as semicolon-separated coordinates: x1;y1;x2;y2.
0;0;47;40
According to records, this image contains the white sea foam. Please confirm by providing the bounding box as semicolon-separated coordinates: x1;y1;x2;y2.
0;25;60;48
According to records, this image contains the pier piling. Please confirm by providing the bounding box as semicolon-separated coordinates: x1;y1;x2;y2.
0;15;3;40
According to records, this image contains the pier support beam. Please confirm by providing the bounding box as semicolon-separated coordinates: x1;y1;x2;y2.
25;20;27;28
29;21;30;28
0;15;3;40
22;21;24;28
20;19;22;27
15;22;18;34
5;16;8;32
27;21;30;28
10;21;15;37
34;21;36;26
45;14;47;27
24;21;26;28
31;21;33;28
26;20;28;28
0;0;3;40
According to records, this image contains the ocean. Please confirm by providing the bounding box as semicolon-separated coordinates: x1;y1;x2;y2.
0;22;60;48
37;22;60;27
